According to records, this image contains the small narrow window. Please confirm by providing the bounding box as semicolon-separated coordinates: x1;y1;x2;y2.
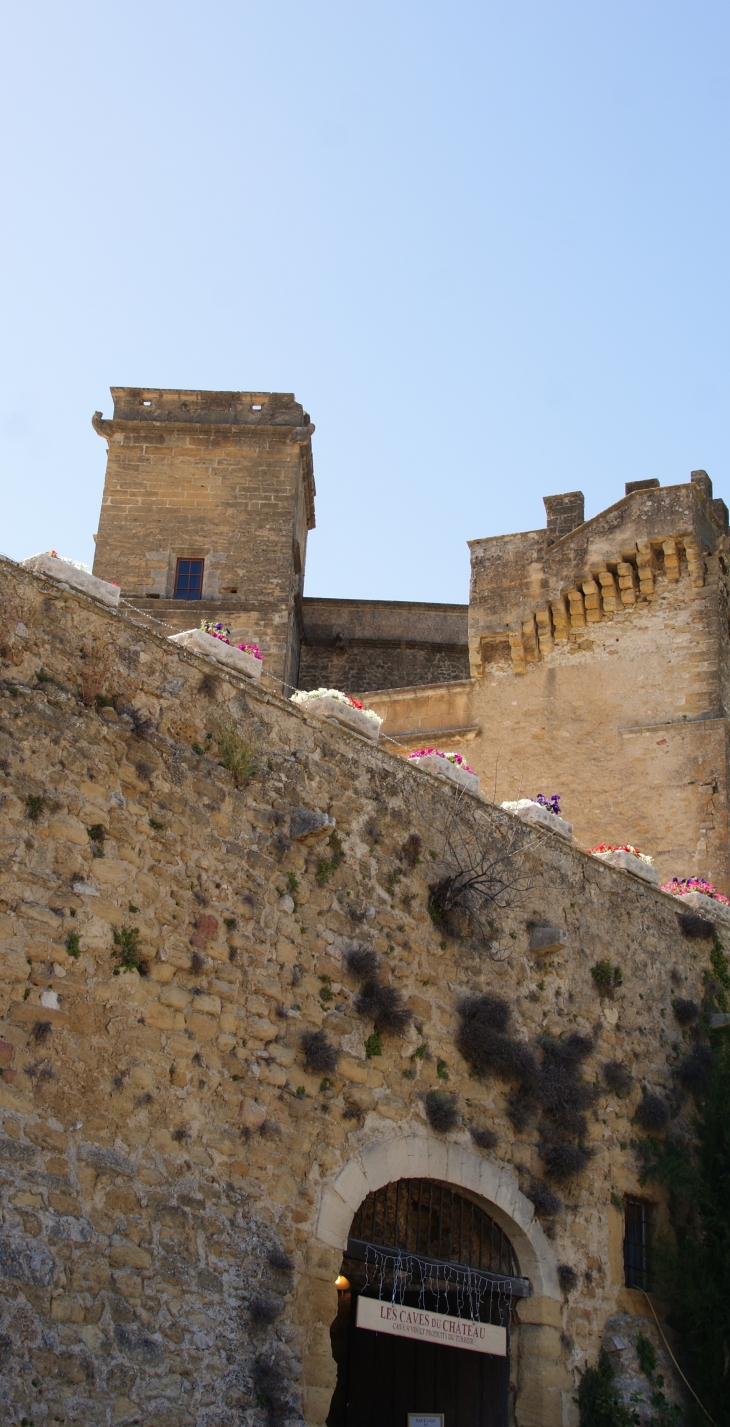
623;1196;652;1290
174;558;204;601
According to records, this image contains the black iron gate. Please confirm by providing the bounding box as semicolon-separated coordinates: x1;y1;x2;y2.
328;1179;529;1427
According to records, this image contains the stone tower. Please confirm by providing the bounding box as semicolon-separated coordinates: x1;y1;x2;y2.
91;387;315;693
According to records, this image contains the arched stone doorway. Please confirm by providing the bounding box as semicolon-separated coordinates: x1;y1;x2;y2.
304;1134;569;1427
328;1176;525;1427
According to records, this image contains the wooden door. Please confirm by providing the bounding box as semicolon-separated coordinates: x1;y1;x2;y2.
344;1294;509;1427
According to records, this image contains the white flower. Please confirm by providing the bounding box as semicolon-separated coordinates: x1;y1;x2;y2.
290;689;382;724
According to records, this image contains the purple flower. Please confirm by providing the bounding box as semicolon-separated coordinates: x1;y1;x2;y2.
535;793;561;816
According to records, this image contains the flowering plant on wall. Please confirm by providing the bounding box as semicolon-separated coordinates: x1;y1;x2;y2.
407;749;475;774
47;551;93;573
291;688;380;722
588;844;655;867
661;877;730;905
535;793;561;816
200;621;262;660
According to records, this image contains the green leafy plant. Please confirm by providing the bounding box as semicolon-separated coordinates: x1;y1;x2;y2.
216;721;261;787
87;823;106;858
35;667;52;684
316;829;345;884
224;916;237;931
577;1349;639;1426
436;1059;450;1081
634;1332;657;1377
112;924;148;975
128;903;139;914
709;933;730;1012
591;960;623;995
318;975;334;1004
94;692;116;709
26;794;44;821
149;816;164;831
365;1029;383;1059
192;741;205;755
65;932;80;959
640;1025;730;1426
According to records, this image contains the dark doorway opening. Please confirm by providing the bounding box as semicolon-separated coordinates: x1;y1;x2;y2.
327;1179;527;1427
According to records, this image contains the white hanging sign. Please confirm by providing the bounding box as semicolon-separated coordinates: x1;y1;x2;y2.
356;1296;507;1356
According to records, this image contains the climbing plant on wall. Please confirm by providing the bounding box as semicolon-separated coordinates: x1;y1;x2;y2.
641;936;730;1427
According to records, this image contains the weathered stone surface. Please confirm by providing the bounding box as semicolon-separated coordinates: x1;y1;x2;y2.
0;551;705;1425
290;808;336;842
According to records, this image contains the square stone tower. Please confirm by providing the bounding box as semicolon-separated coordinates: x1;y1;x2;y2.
91;387;315;693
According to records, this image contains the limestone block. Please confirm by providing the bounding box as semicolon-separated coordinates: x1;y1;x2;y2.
239;1096;267;1130
617;562;637;604
305;1384;337;1425
591;848;659;884
246;1015;277;1042
335;1055;368;1087
144;1003;176;1031
665;889;730;929
509;631;526;673
159;984;192;1010
188;993;221;1015
185;1010;219;1042
550;597;570;642
535;607;554;655
48;816;89;846
528;925;568;955
21;552;121;607
219;1010;241;1034
662;538;681;579
522;614;539;661
407;753;479;795
109;1242;152;1269
168;627;263;679
582;578;602;621
293;693;381;740
636;540;656;594
290;808;336;842
500;800;573;840
566;587;586;626
683;537;705;587
597;567;618;613
149;962;175;983
247;994;271;1017
515;1295;562;1328
50;1296;85;1323
16;902;62;929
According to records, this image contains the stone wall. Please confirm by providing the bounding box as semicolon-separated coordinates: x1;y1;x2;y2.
0;554;707;1426
299;599;469;694
366;486;730;892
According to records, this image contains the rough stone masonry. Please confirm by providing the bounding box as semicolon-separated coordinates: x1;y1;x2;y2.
0;552;716;1426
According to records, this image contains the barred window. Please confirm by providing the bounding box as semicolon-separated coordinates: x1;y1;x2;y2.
174;558;204;600
623;1196;652;1290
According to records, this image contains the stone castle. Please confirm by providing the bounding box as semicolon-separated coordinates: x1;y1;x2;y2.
0;385;726;1427
93;386;730;892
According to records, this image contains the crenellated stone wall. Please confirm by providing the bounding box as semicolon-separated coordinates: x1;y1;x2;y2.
0;555;710;1426
365;478;730;892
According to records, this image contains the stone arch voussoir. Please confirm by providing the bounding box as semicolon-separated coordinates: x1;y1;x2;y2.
314;1130;559;1298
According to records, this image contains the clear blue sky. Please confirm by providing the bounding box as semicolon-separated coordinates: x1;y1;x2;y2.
2;1;729;603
